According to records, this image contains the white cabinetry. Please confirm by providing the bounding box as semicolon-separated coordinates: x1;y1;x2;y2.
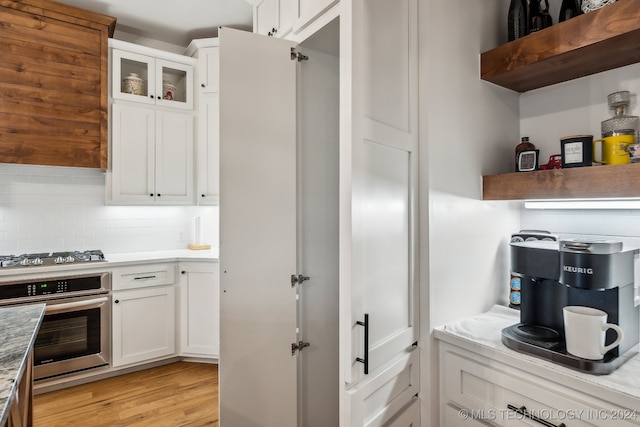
254;0;295;38
178;262;219;358
186;39;220;205
294;0;338;33
108;40;196;206
440;342;640;427
111;263;177;367
112;46;194;110
110;104;194;204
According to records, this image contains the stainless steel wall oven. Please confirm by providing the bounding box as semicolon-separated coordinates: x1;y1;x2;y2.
0;272;111;381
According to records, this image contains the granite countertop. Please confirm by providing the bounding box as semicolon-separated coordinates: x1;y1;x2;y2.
0;304;45;426
434;305;640;405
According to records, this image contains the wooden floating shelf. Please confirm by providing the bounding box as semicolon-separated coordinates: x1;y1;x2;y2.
482;163;640;200
480;0;640;93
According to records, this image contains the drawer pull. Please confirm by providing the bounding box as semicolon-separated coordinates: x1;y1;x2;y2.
507;404;566;427
355;313;369;374
134;275;157;280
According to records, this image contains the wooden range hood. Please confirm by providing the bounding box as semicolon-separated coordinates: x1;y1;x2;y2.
0;0;116;169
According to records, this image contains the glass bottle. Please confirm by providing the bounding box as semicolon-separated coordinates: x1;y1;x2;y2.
529;0;552;34
507;0;529;42
559;0;582;22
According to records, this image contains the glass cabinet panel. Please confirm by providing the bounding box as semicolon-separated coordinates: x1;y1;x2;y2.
112;50;156;105
112;50;193;110
156;60;193;109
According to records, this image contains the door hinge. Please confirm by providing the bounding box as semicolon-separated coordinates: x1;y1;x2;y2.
291;340;310;355
291;274;310;287
290;47;309;62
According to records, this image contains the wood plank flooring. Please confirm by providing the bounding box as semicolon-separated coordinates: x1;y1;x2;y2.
33;362;218;427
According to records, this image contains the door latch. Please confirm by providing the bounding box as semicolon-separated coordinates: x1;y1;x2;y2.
291;341;311;355
291;274;310;287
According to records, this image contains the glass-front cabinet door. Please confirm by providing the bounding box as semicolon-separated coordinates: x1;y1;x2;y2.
112;49;193;110
155;59;193;110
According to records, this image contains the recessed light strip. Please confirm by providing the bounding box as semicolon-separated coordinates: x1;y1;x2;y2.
524;199;640;210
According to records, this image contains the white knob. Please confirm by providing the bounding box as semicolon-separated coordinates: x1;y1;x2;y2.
32;258;43;265
55;256;65;264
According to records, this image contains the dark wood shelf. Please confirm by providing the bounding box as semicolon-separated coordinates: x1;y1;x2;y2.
483;163;640;200
481;0;640;93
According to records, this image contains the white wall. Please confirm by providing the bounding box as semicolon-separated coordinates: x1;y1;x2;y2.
419;0;520;425
0;164;218;254
520;62;640;237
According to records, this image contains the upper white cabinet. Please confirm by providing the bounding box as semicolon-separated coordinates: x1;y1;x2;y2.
186;39;220;205
253;0;295;38
294;0;338;33
108;40;196;205
112;48;194;110
110;103;194;204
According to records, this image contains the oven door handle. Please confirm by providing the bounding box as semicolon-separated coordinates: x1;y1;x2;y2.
45;296;109;315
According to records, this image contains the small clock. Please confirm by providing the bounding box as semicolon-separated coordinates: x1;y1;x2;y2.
517;150;539;172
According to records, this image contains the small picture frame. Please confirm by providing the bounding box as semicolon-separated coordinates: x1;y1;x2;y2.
517;150;539;172
561;135;593;168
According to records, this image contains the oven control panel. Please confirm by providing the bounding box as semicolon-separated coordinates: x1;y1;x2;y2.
0;274;106;302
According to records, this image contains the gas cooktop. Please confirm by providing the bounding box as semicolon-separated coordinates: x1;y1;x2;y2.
0;250;106;269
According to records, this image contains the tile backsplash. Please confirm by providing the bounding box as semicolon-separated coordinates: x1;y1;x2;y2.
0;164;218;254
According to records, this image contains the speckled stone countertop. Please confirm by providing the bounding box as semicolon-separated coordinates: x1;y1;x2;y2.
0;304;45;426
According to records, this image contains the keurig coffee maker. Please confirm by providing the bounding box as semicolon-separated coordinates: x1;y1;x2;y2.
502;238;640;374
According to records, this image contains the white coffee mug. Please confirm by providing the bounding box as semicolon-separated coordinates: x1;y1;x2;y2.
563;306;624;360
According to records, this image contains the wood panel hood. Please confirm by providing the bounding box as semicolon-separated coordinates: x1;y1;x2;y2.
0;0;116;169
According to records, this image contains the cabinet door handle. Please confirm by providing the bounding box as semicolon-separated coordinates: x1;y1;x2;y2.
507;405;566;427
114;299;120;304
134;275;157;280
355;313;369;374
201;83;205;88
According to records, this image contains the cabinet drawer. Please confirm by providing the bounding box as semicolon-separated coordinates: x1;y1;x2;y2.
441;345;639;427
111;263;176;290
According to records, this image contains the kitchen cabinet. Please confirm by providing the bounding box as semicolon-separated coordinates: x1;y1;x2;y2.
178;262;219;358
293;0;339;34
480;0;640;93
219;0;419;422
253;0;295;38
112;285;176;367
440;341;640;427
186;39;220;205
111;263;177;367
111;46;194;110
109;103;194;204
0;0;115;169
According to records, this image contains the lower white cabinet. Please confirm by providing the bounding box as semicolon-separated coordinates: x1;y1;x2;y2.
440;342;640;427
178;262;219;358
347;349;419;427
112;266;177;367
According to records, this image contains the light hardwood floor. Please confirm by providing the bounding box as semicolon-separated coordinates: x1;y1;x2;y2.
33;362;218;427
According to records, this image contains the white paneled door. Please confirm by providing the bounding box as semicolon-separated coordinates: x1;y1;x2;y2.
340;0;420;424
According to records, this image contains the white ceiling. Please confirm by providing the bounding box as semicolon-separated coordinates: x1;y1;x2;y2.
54;0;254;47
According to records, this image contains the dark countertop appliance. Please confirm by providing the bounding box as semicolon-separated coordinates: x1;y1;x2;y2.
502;238;639;374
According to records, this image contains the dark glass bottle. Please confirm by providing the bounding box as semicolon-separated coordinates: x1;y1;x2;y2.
559;0;582;22
529;0;553;34
507;0;529;42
